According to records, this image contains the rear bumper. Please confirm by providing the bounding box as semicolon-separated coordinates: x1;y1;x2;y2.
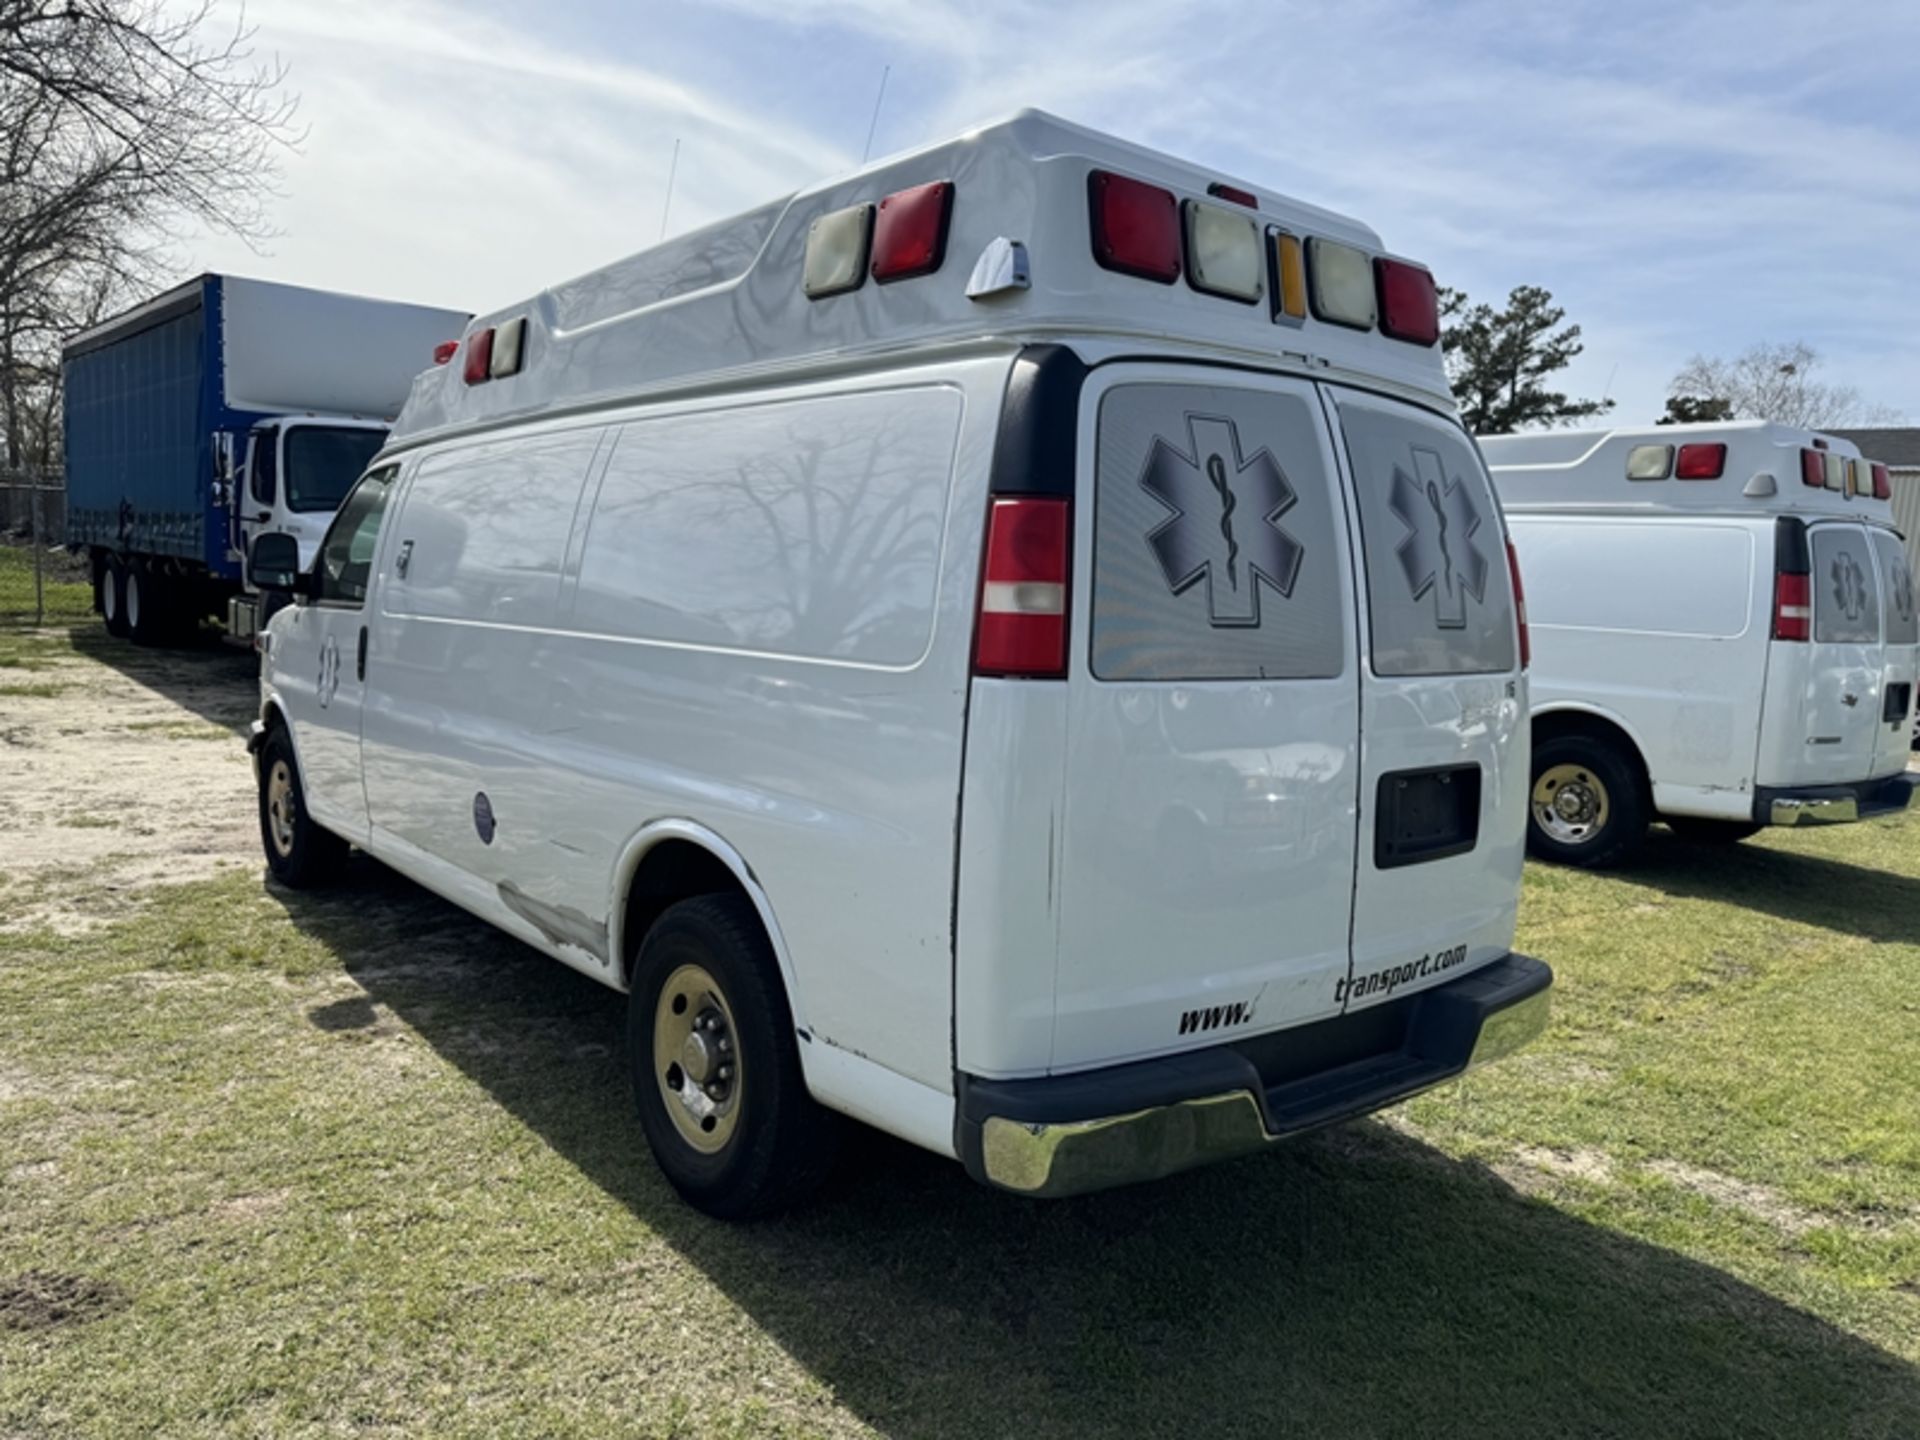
1754;772;1917;827
957;952;1551;1199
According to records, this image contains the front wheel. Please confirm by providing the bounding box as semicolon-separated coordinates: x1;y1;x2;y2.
257;727;348;887
628;895;841;1219
1666;817;1764;845
1527;734;1649;869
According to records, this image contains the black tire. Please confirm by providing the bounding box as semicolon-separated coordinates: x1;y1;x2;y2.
1667;817;1764;845
124;565;174;647
627;894;841;1219
257;726;349;887
1527;731;1649;869
101;557;130;638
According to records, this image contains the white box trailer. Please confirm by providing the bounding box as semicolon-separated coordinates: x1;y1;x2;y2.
248;111;1548;1216
1483;422;1919;866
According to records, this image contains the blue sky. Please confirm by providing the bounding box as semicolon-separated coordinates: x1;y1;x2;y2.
186;0;1920;425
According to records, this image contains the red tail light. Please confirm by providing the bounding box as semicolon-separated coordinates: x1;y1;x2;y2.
1773;572;1811;642
1374;258;1439;346
1675;442;1726;480
463;328;495;385
1800;448;1825;488
1088;171;1181;284
1872;462;1892;501
433;341;459;366
1506;539;1530;670
871;180;954;283
974;497;1070;678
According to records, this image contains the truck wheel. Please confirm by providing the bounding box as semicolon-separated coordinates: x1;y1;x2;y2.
1527;734;1648;869
125;566;172;647
102;558;130;638
627;894;841;1219
257;727;348;887
1667;817;1764;845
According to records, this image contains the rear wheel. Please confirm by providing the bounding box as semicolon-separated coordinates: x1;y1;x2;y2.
1527;733;1648;869
1667;817;1764;845
125;565;173;647
257;727;348;887
627;894;840;1219
101;557;129;637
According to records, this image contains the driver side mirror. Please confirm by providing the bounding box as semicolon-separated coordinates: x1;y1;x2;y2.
248;532;303;597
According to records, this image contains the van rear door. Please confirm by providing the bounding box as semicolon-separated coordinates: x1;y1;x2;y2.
1324;389;1527;1011
1868;528;1918;773
1049;365;1361;1071
1799;521;1887;784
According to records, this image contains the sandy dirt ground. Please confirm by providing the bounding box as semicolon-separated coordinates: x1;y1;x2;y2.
0;631;261;935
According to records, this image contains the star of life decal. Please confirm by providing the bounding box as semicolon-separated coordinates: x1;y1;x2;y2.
1139;413;1304;628
1389;446;1488;630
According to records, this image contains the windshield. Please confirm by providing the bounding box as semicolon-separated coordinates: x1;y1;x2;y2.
284;426;389;514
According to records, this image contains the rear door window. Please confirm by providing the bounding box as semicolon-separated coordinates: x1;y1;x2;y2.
1091;382;1346;680
1871;530;1917;645
1810;525;1880;644
1335;395;1515;676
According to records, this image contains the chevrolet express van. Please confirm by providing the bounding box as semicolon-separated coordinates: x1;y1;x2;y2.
1483;423;1918;867
248;112;1547;1217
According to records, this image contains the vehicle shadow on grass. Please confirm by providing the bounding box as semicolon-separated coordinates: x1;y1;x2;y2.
65;623;257;735
273;862;1920;1440
1631;825;1920;945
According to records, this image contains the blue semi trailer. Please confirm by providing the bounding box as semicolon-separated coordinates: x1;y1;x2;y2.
63;274;467;644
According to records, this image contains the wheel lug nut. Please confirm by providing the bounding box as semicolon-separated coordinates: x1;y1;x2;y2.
717;1064;733;1081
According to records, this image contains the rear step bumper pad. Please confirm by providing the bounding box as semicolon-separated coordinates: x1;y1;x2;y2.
1754;771;1918;827
957;953;1551;1198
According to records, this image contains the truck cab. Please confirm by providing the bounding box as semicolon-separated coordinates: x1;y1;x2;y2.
222;417;391;638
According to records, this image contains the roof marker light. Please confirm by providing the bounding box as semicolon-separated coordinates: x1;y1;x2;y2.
462;328;495;386
1675;442;1726;480
1269;230;1307;324
1627;444;1673;480
1801;448;1825;488
432;341;459;366
803;202;873;298
1087;171;1181;284
1183;199;1263;304
1206;181;1259;209
489;316;527;378
1306;237;1376;330
1825;453;1846;492
871;180;954;283
1374;258;1439;346
1872;462;1892;500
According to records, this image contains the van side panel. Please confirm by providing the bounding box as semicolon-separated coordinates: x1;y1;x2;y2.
364;359;1008;1098
1509;514;1769;815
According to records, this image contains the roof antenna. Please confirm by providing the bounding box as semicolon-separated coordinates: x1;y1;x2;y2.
861;64;890;164
659;137;681;241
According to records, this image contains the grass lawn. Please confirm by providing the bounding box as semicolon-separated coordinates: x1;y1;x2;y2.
0;540;93;630
2;623;1918;1436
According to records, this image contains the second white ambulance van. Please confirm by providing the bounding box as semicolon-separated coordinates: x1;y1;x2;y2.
247;112;1547;1216
1484;422;1918;867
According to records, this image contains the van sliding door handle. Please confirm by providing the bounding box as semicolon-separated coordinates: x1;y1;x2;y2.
356;626;368;682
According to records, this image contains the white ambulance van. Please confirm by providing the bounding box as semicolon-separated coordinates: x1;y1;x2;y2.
1483;423;1918;868
247;112;1546;1217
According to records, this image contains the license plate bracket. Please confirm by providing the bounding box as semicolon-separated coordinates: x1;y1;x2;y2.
1375;764;1482;869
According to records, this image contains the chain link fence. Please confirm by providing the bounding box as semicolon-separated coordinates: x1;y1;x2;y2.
1;469;91;628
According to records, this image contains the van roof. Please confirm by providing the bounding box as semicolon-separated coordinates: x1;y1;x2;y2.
388;110;1453;450
1480;419;1898;523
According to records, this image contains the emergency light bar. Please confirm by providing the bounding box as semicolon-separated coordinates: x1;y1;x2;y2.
795;159;1442;351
